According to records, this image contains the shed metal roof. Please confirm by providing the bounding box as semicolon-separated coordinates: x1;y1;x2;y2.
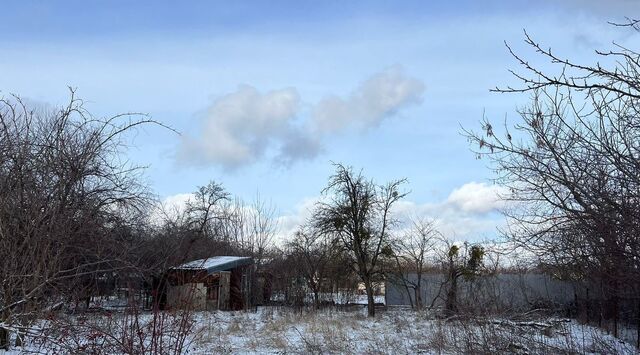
173;256;253;274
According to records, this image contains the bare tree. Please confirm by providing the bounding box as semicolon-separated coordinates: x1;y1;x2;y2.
244;194;278;270
219;194;278;267
287;226;337;309
186;181;230;238
392;217;441;310
312;163;407;317
0;91;166;349
463;22;640;336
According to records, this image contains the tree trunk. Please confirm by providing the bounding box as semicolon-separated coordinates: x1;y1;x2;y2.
313;290;320;310
613;294;619;338
445;275;458;316
402;279;414;309
0;309;9;350
405;285;414;309
414;288;422;310
0;326;9;350
415;275;423;310
364;278;375;317
636;297;640;349
586;287;590;324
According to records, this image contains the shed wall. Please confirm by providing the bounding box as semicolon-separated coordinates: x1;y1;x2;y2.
166;283;207;311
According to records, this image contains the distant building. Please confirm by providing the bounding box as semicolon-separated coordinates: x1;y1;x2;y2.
162;256;253;311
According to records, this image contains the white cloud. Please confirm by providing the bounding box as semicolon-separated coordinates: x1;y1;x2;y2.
177;68;425;169
445;182;509;214
162;193;195;213
177;85;310;169
147;193;195;226
398;182;509;239
313;66;425;133
275;196;320;243
392;199;502;241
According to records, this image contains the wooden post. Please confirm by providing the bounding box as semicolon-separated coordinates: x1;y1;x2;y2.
636;297;640;349
219;272;231;310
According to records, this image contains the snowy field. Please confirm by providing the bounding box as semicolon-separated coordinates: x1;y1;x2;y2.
3;307;637;354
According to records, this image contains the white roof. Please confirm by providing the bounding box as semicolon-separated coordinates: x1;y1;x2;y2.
173;256;253;274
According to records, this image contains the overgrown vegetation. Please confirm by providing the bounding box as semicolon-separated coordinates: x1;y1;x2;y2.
464;18;640;342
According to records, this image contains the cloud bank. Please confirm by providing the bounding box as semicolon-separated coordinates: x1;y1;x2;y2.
273;181;508;244
159;181;508;246
177;67;424;170
391;182;509;239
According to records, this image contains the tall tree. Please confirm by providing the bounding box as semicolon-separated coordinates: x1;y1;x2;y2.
464;23;640;335
313;163;407;317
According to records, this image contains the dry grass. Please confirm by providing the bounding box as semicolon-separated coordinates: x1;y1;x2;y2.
13;307;638;354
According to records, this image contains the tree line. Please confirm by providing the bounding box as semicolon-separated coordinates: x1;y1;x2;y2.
0;90;486;351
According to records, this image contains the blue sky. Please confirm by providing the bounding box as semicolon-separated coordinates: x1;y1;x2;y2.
2;1;638;241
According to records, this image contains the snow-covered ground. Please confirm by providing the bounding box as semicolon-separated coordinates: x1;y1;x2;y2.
269;292;385;305
2;307;637;354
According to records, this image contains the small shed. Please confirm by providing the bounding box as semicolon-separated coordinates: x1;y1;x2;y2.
164;256;253;311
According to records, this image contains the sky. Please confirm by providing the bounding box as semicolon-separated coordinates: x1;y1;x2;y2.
2;0;639;242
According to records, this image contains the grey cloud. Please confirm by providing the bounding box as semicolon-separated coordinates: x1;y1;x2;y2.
275;129;323;167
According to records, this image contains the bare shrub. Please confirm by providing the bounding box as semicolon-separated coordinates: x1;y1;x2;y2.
28;304;198;354
0;91;170;349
